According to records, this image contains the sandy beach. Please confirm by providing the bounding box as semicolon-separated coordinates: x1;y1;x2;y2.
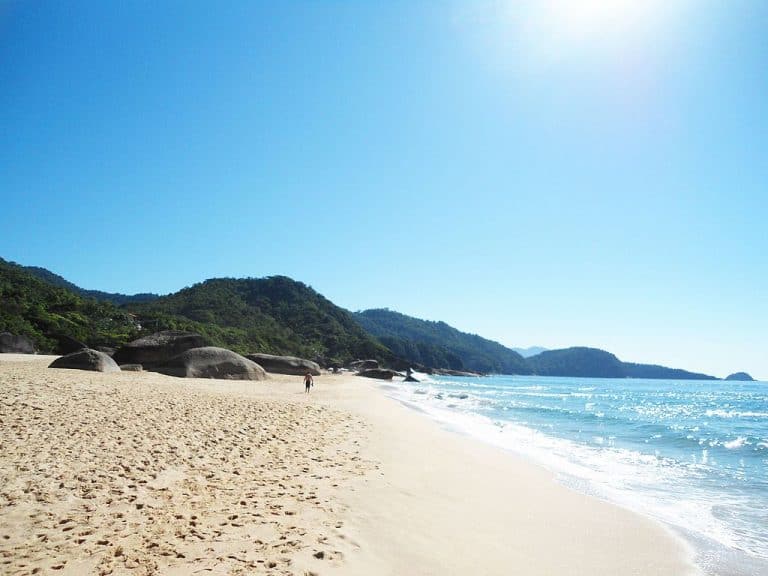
0;355;699;575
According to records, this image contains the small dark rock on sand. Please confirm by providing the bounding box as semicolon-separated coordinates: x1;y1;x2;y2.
119;364;143;372
357;368;400;380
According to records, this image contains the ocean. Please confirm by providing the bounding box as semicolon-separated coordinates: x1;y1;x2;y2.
382;374;768;576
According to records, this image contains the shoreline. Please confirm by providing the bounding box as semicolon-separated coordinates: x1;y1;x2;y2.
0;356;699;575
314;373;700;575
376;380;768;576
374;374;768;576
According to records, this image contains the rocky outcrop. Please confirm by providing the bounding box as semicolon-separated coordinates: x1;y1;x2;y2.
246;353;321;376
96;346;116;356
349;359;378;371
432;368;483;377
0;333;36;354
49;349;120;373
156;347;267;380
404;367;420;382
112;331;207;368
725;372;755;381
357;368;399;380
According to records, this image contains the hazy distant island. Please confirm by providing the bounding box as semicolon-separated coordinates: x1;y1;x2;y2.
511;346;549;358
725;372;755;381
0;256;746;381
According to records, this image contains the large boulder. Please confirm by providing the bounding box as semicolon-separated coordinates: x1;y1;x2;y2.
246;353;321;376
357;368;399;380
349;359;379;371
49;349;120;373
113;331;207;367
156;347;268;380
0;333;36;354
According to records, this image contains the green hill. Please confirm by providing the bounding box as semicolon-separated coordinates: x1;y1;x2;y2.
1;258;390;364
0;258;139;351
622;362;716;380
724;372;754;381
1;256;722;379
354;308;531;374
126;277;393;365
17;262;159;305
527;347;717;380
526;347;625;378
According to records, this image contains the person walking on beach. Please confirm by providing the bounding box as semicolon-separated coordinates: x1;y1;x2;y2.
304;371;314;393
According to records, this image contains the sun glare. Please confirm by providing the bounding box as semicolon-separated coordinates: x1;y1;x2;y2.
502;0;687;66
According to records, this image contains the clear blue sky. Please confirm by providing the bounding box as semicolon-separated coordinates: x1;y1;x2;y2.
1;1;766;379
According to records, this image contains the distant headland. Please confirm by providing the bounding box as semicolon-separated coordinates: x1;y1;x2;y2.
725;372;755;381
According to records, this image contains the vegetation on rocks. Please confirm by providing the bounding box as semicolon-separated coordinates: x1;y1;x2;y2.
124;277;393;365
354;308;531;375
0;258;139;352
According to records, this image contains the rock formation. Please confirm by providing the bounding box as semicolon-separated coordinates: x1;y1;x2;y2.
156;347;267;380
0;333;35;354
246;353;321;376
404;367;420;382
49;349;120;373
112;331;207;368
432;368;483;377
350;359;379;371
357;368;399;380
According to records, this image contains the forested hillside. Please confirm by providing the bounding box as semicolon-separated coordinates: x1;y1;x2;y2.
354;309;531;374
0;258;139;352
16;260;159;304
1;256;721;378
1;259;390;364
622;362;716;380
526;347;625;378
527;347;717;380
126;277;393;365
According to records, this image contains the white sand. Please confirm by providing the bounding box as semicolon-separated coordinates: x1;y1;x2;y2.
0;356;699;575
318;376;700;576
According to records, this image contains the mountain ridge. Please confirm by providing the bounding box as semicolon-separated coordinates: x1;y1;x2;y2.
11;259;160;305
354;308;531;375
125;276;393;365
356;310;719;379
0;257;740;379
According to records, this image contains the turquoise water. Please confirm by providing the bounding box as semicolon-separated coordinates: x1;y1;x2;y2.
384;374;768;575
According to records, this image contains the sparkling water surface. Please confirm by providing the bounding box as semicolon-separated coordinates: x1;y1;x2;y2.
385;374;768;575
